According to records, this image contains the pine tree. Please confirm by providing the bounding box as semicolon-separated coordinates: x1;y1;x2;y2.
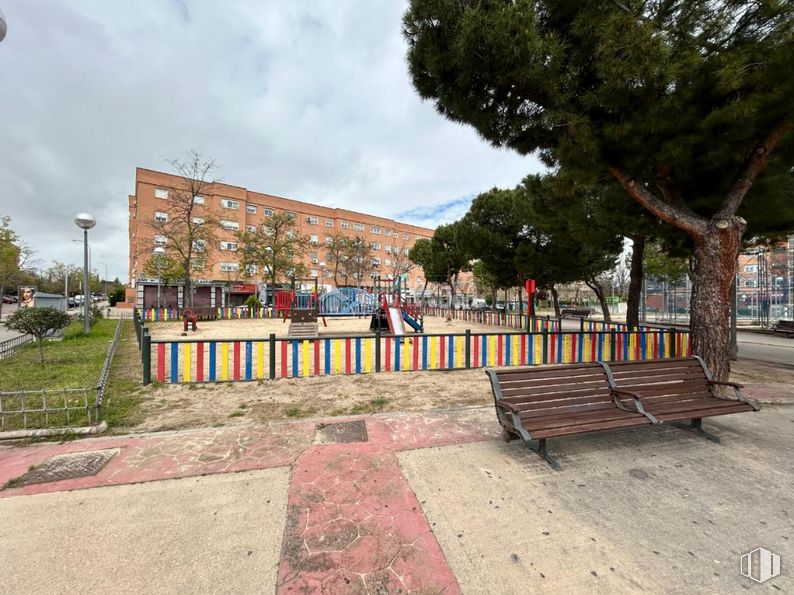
404;0;794;378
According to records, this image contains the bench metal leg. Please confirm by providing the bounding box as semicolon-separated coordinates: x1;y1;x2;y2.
524;438;561;470
672;418;721;443
501;429;517;442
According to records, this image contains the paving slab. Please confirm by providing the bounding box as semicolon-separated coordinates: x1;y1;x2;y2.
398;407;794;594
0;468;290;594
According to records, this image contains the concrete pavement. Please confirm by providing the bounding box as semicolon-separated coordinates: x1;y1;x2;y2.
0;391;792;593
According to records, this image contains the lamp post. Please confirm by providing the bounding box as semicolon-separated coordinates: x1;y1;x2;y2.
0;9;7;44
154;247;166;309
74;213;96;335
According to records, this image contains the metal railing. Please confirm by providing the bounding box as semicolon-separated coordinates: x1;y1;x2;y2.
0;387;99;431
0;334;34;360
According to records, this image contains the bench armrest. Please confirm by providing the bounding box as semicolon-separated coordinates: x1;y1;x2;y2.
707;380;760;411
708;379;744;389
495;400;519;413
611;389;659;424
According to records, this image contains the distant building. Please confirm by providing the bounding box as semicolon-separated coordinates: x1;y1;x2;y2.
126;168;438;309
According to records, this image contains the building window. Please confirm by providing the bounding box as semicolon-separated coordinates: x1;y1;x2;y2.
307;216;319;225
372;257;380;266
221;198;239;210
221;220;240;231
245;264;258;274
743;265;757;272
154;211;168;222
403;248;409;256
311;269;319;278
310;251;318;260
744;280;757;287
385;245;391;254
263;208;274;217
371;226;381;234
340;220;349;229
191;258;205;271
154;235;167;246
325;235;333;244
325;218;333;227
353;223;364;232
310;235;319;245
246;224;257;232
192;217;205;226
287;211;296;219
220;262;239;272
370;242;380;250
286;231;296;239
403;232;410;240
193;195;205;205
154;188;169;199
192;240;205;253
246;204;257;214
385;228;392;237
220;241;238;251
385;258;392;267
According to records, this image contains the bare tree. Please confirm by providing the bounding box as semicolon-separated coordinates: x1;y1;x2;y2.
343;237;374;288
146;151;219;307
388;234;415;283
323;231;350;287
237;211;309;303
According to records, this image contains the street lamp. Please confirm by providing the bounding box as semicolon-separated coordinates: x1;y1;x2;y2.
154;247;166;309
74;213;96;335
0;9;7;44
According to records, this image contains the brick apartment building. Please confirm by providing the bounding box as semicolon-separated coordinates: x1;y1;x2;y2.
126;168;439;309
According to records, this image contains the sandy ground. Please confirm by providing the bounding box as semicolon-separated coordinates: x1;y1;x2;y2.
123;357;794;434
145;314;517;341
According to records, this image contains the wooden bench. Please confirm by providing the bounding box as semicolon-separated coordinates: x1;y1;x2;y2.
188;307;218;321
486;357;759;468
560;307;593;318
486;363;657;469
604;356;759;442
773;320;794;337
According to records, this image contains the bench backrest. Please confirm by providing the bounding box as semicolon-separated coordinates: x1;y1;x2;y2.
488;363;614;419
605;358;710;403
777;320;794;329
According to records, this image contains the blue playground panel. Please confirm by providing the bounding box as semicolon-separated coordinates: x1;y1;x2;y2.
319;288;377;315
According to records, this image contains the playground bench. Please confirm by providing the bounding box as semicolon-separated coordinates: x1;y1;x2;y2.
773;320;794;337
486;357;759;469
560;307;593;318
605;357;759;441
486;363;656;469
187;307;218;320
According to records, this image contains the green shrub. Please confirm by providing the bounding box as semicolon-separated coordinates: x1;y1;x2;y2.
89;304;104;326
244;294;262;309
4;307;72;364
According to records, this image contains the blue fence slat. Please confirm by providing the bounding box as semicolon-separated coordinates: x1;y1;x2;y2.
170;343;178;383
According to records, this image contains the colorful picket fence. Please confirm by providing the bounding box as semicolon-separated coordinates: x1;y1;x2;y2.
144;328;690;384
142;306;278;321
421;307;559;332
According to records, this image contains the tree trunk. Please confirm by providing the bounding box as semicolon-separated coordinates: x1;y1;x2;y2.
0;283;4;319
626;235;646;328
689;223;743;381
586;279;612;323
550;286;561;317
37;338;44;364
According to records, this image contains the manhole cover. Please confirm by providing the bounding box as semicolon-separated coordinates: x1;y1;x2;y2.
314;420;368;444
10;449;119;487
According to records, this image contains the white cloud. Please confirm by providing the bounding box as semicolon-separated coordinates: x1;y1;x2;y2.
0;1;542;281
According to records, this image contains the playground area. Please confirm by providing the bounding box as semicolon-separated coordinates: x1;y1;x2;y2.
145;313;507;341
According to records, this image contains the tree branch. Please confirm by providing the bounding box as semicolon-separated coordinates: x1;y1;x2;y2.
718;120;791;218
607;165;707;236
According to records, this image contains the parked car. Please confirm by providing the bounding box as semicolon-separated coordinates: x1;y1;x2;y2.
2;295;17;304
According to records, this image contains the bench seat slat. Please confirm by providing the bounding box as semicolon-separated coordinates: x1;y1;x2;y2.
500;386;612;402
498;376;607;390
522;408;646;431
653;403;753;422
613;382;710;398
532;416;650;439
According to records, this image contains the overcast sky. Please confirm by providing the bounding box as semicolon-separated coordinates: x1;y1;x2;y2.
0;1;542;282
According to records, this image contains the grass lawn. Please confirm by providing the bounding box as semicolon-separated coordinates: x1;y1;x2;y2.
0;319;119;390
0;319;149;431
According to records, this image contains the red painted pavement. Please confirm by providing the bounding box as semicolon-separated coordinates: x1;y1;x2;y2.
0;409;496;593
